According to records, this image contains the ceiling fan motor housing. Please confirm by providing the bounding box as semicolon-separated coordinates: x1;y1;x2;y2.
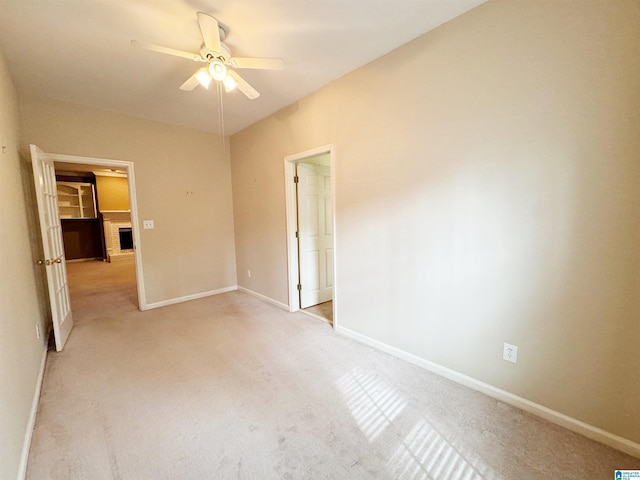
201;42;231;64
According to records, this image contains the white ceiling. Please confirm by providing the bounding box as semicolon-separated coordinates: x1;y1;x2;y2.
0;0;484;135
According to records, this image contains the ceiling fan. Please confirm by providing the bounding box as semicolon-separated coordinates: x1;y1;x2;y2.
131;12;284;99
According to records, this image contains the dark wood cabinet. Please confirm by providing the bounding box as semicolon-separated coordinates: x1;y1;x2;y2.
61;219;105;260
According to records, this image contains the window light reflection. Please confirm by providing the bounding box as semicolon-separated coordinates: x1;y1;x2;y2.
387;419;498;480
337;368;407;442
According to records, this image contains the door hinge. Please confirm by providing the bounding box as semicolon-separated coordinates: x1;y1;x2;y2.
297;284;302;291
295;231;299;238
294;175;299;183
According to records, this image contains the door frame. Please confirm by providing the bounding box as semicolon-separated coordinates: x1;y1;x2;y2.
49;152;147;309
284;144;337;328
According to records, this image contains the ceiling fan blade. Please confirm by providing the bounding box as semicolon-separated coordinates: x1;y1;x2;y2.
179;71;201;91
197;12;221;53
130;40;204;62
228;70;260;99
229;57;284;70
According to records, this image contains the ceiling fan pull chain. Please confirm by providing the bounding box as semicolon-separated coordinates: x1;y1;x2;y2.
217;81;225;149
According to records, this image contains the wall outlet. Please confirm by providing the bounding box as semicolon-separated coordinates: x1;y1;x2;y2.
503;343;518;364
35;324;41;339
143;220;154;229
247;269;251;278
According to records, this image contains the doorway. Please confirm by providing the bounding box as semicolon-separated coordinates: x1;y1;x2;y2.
28;147;146;350
284;145;336;327
50;153;146;311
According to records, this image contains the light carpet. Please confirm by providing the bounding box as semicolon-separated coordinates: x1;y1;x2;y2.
26;260;638;479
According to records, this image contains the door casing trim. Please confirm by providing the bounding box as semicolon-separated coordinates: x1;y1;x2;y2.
283;144;337;328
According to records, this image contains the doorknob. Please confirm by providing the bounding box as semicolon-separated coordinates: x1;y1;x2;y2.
37;258;61;265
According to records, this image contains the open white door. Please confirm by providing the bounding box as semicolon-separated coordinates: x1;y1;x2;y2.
30;145;74;351
297;162;333;308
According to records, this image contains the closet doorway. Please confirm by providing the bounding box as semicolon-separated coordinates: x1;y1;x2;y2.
284;145;336;326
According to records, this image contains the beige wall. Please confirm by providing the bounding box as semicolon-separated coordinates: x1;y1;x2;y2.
231;0;640;444
0;51;49;480
19;96;237;305
96;175;130;212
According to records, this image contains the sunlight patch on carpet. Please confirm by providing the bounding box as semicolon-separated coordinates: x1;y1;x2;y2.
337;368;406;442
386;418;498;480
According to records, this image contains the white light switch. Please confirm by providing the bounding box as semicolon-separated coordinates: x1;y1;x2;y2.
143;220;154;229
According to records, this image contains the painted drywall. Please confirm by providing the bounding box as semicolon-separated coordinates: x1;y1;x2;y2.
231;0;640;444
0;50;49;480
96;175;130;212
18;96;237;305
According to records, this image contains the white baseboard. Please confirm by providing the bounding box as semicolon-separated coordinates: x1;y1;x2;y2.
141;286;237;310
18;346;48;480
237;286;289;311
335;325;640;459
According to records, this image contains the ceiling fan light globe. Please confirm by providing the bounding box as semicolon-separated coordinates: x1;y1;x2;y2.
223;75;238;92
209;61;227;81
195;69;212;89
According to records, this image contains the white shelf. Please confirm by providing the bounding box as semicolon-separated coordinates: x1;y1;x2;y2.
56;182;97;219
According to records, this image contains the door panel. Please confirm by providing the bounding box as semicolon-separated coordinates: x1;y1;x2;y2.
325;249;334;288
324;196;333;235
30;145;74;351
306;251;320;290
298;162;333;308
